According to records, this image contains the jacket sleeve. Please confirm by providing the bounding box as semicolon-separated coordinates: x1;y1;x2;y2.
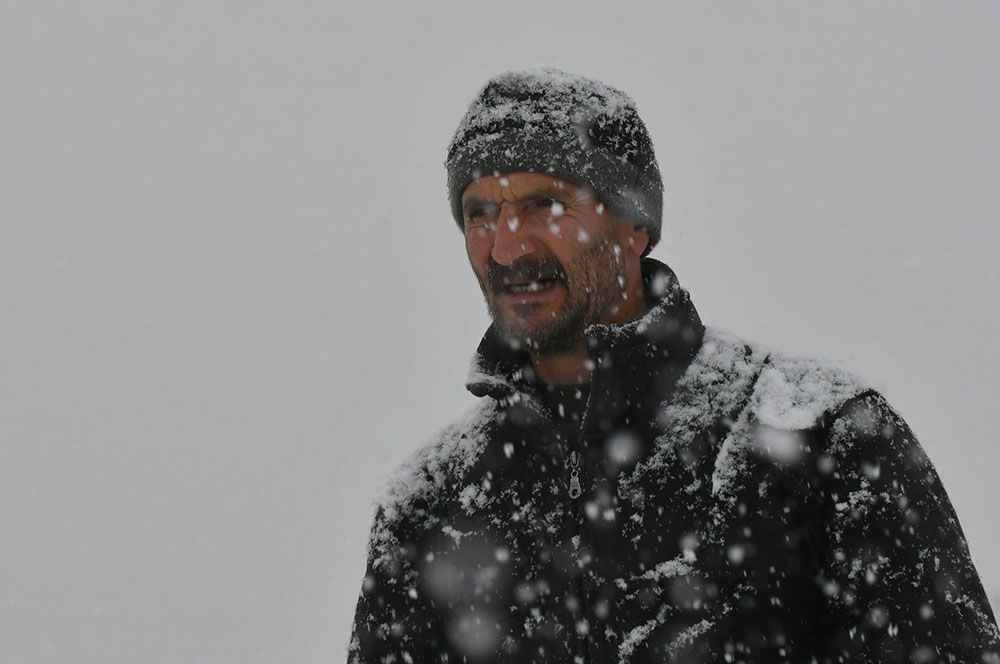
347;507;445;664
811;389;1000;662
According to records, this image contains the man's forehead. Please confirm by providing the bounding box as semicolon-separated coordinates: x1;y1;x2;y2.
461;172;589;202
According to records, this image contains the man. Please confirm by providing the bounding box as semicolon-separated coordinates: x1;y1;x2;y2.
348;68;1000;663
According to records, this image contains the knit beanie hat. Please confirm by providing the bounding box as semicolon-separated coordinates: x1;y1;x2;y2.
445;67;663;254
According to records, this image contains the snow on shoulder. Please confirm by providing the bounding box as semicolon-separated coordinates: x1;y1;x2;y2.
749;348;871;431
630;326;872;503
369;399;499;564
709;328;872;497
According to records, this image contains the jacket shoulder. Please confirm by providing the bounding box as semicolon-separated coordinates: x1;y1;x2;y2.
699;327;875;498
744;336;873;431
674;326;872;431
366;398;500;564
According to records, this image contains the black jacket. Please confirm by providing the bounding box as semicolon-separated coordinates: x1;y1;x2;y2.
348;258;1000;663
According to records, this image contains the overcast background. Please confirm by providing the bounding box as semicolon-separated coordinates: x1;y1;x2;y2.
2;2;998;662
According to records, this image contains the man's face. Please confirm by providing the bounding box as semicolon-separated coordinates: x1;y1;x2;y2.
462;172;648;354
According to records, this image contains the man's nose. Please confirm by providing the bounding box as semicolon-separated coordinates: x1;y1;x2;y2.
491;205;537;266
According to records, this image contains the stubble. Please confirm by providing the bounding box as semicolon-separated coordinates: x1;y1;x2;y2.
481;225;625;355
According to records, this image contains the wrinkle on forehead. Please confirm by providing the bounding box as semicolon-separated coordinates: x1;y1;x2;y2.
462;173;597;211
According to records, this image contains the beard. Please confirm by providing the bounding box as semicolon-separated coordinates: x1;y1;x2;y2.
478;225;625;355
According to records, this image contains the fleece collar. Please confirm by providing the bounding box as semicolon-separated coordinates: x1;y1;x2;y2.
465;257;706;429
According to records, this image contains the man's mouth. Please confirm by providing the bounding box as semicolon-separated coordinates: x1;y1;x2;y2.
503;277;563;294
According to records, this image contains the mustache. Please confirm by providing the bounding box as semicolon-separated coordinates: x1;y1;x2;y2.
487;256;568;291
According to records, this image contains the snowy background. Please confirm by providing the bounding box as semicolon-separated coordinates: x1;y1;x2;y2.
2;2;998;662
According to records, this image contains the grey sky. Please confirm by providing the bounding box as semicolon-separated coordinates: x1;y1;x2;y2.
2;2;998;662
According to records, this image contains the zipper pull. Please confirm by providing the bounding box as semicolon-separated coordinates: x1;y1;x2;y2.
568;450;582;499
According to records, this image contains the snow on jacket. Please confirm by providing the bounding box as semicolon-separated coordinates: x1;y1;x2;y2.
348;257;1000;663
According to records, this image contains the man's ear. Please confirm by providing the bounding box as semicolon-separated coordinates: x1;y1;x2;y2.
625;224;650;258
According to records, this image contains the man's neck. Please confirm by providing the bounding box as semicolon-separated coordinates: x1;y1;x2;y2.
530;287;647;386
531;349;592;386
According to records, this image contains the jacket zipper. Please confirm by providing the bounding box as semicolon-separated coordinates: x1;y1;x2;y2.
564;386;595;663
568;450;583;498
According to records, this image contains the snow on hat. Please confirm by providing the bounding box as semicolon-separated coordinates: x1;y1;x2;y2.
445;67;663;255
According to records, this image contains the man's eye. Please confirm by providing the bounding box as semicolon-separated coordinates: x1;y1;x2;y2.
466;213;491;226
526;198;564;216
466;219;497;234
465;204;498;224
525;198;554;210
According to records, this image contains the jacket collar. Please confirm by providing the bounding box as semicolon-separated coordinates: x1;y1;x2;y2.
465;257;706;429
